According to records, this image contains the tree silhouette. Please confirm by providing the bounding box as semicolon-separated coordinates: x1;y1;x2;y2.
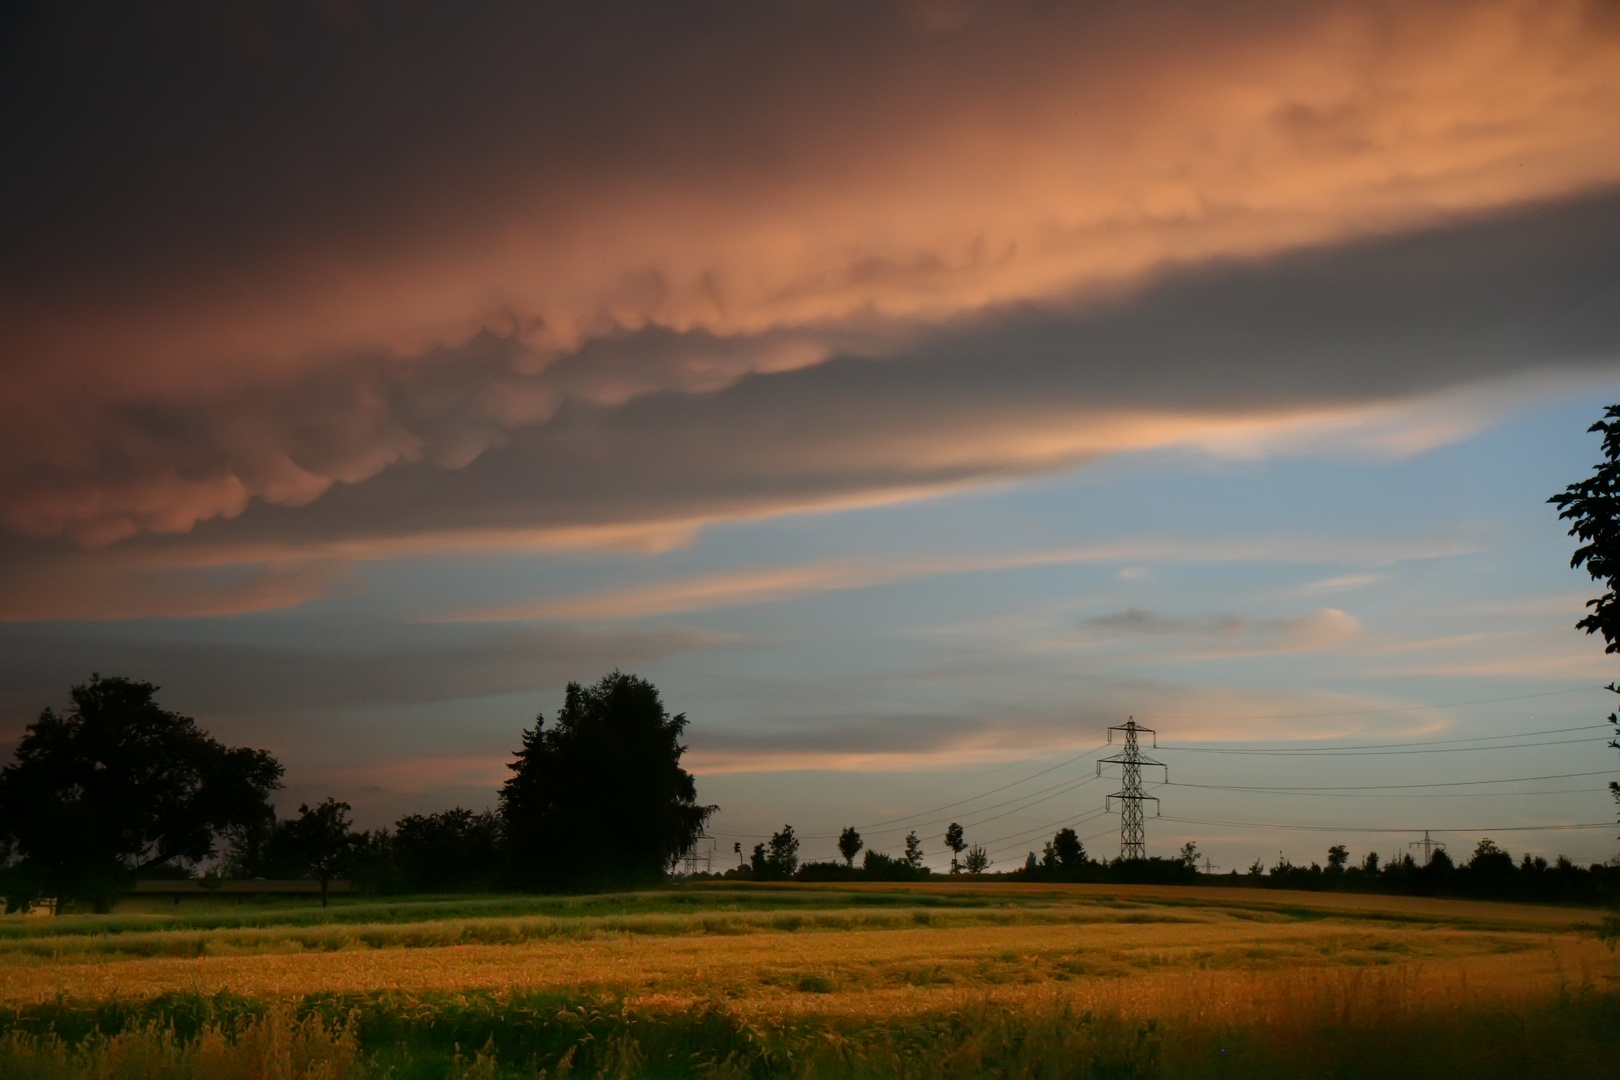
903;831;924;869
0;675;282;912
963;844;991;874
1179;841;1201;871
944;822;967;874
500;672;714;886
281;799;356;907
748;826;800;880
1327;845;1349;872
768;825;799;877
392;807;502;893
1550;404;1620;827
1043;828;1085;872
837;826;863;867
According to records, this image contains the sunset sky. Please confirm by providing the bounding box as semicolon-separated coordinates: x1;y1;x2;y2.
6;0;1620;872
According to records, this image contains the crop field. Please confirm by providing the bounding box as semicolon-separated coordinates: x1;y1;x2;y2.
1;882;1617;1078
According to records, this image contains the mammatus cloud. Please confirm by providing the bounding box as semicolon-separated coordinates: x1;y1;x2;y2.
1;0;1618;549
1;183;1614;626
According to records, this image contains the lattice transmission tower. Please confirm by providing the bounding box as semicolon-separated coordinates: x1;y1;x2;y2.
1097;717;1168;860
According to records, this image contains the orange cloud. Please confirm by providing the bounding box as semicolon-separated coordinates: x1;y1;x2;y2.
2;1;1617;546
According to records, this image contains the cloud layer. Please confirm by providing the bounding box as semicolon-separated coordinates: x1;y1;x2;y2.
3;0;1620;556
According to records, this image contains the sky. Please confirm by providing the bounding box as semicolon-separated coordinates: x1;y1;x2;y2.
5;0;1620;873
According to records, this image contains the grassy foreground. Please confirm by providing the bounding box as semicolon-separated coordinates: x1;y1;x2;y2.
1;882;1616;1078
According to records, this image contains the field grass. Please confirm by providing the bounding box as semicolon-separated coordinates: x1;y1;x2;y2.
1;882;1616;1077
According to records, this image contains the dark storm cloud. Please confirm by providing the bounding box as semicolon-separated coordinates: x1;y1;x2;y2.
2;0;1618;552
156;189;1620;546
1;187;1618;620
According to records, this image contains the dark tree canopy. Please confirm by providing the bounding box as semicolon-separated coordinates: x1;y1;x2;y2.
280;799;357;906
944;822;967;873
0;675;282;911
1550;405;1620;823
750;825;799;880
837;826;863;867
1042;828;1086;870
1550;404;1620;652
903;830;924;868
499;671;714;886
393;807;503;893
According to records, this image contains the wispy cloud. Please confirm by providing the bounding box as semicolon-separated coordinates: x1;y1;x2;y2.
1295;573;1388;596
440;537;1468;623
1079;607;1361;654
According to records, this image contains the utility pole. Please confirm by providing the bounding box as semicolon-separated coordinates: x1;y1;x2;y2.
1097;717;1168;860
1409;830;1445;864
1202;856;1220;875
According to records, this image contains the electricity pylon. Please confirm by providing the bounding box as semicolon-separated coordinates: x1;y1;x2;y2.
1097;717;1168;860
1409;830;1445;864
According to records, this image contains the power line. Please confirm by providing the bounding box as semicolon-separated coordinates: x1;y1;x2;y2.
1163;768;1615;792
1160;814;1618;835
1161;722;1606;754
848;740;1110;831
978;808;1114;860
705;761;1106;844
1164;785;1600;800
1136;686;1606;722
1158;735;1603;757
954;775;1102;833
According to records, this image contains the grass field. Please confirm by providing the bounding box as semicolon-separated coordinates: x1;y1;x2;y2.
1;882;1617;1078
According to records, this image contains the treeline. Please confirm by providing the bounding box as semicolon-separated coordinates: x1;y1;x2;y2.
1211;838;1620;905
0;672;713;911
7;674;1619;912
716;824;937;883
714;821;1620;906
221;801;505;901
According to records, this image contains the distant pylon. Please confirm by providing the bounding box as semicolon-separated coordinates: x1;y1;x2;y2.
1409;830;1445;863
1098;717;1168;860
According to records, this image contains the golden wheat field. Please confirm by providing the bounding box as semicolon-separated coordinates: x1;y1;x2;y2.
2;883;1611;1015
3;883;1617;1078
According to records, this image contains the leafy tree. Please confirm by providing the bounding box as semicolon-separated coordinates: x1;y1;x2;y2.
1179;841;1201;871
1467;838;1515;884
837;826;863;867
500;672;714;886
963;844;991;874
1326;844;1349;872
393;807;503;892
1361;852;1380;874
1550;405;1620;824
944;822;967;874
767;825;799;878
1045;828;1085;870
902;831;925;869
280;799;356;906
749;826;800;881
0;675;282;912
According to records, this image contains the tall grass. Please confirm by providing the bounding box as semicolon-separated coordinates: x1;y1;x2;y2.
1;975;1616;1079
0;905;1216;961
